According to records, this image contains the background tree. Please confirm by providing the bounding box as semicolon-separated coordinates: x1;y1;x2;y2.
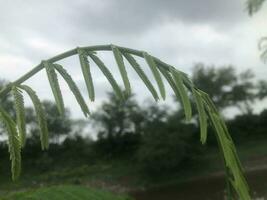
26;101;72;144
91;92;144;158
137;103;196;175
247;0;266;15
192;63;267;114
246;0;267;61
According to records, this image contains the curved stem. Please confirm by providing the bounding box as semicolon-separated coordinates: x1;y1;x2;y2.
0;44;173;99
0;44;250;199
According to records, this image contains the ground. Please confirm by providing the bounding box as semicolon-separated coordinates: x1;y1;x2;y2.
1;138;267;199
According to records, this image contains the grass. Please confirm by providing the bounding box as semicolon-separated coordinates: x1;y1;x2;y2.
0;160;139;197
1;185;132;200
1;138;267;199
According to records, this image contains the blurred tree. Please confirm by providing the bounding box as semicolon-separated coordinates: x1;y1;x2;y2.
91;92;144;158
92;92;144;138
247;0;266;15
257;80;267;99
136;104;200;176
246;0;267;61
228;109;267;141
27;101;72;144
192;64;267;114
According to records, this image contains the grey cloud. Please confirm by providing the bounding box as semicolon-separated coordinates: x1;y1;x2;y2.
1;0;265;119
73;0;247;34
0;0;249;61
1;0;247;42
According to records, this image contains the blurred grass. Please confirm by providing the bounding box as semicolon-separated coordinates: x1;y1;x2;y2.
1;138;267;198
1;185;132;200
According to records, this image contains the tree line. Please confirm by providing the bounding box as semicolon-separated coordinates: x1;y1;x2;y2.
0;64;267;178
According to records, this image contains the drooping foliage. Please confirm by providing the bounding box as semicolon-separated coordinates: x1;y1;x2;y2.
259;37;267;62
192;64;265;114
246;0;267;62
247;0;266;15
0;44;251;199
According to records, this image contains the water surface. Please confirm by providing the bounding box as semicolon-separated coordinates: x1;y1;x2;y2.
131;169;267;200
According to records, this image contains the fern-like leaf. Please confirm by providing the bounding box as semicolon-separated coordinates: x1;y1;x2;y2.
192;88;208;144
143;52;166;100
0;44;252;199
12;86;26;147
88;52;124;100
0;107;21;180
123;52;159;101
53;64;90;117
259;37;267;62
44;61;65;115
209;113;250;200
171;69;192;121
158;66;191;121
77;48;95;101
19;85;49;150
157;66;181;99
200;92;250;199
111;45;131;96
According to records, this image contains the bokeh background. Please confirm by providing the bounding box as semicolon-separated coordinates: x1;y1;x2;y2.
0;0;267;199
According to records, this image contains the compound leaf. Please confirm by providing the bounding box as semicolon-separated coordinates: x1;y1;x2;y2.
78;48;95;101
44;61;65;115
19;85;49;150
193;89;208;144
143;52;165;100
111;45;131;96
171;69;192;121
54;64;90;117
12;86;26;147
88;52;124;100
123;52;159;101
0;107;21;180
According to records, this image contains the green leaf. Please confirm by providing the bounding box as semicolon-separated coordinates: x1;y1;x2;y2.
143;52;166;100
158;66;191;121
53;64;90;117
88;52;124;100
198;90;218;114
192;89;207;144
260;48;267;63
0;45;252;199
111;45;131;96
0;106;21;180
12;86;26;147
123;52;159;101
77;48;95;102
171;69;192;121
211;113;250;198
44;61;65;115
205;103;251;200
19;85;49;150
157;66;180;99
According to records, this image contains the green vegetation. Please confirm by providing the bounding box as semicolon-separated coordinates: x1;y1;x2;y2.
0;1;265;200
2;185;132;200
0;67;265;199
1;46;267;199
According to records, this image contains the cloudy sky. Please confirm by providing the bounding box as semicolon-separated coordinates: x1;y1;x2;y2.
0;0;266;118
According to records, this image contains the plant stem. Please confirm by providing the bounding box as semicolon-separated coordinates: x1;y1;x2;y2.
0;44;173;99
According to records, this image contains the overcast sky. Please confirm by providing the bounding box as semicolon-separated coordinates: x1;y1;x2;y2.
0;0;267;118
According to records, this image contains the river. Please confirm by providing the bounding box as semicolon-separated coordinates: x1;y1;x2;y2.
131;168;267;200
